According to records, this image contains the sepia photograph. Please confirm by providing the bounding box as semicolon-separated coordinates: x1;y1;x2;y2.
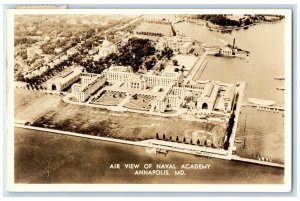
6;8;292;192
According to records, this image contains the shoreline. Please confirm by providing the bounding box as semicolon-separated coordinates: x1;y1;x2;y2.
183;19;284;33
14;124;284;168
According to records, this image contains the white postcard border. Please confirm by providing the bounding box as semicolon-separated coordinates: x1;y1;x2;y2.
6;8;293;192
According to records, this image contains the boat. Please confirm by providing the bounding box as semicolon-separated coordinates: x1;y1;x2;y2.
156;148;168;154
248;98;276;106
274;77;285;80
276;87;285;91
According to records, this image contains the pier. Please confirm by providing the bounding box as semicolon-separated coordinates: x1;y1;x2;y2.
246;103;284;112
232;155;284;168
186;52;208;80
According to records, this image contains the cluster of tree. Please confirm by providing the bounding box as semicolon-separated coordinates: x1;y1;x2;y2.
144;57;157;71
40;43;58;55
20;59;68;85
161;47;173;60
16;49;28;60
136;31;163;37
81;38;156;74
144;20;172;25
223;113;236;150
14;37;38;46
80;53;118;74
197;15;242;27
155;133;215;147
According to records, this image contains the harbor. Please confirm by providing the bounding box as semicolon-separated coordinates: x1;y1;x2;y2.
174;20;285;165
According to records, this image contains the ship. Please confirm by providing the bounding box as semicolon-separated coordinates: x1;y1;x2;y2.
276;87;285;91
234;138;242;143
274;77;285;80
248;98;276;106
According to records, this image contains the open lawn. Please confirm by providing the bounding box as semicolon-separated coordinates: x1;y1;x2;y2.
16;90;227;148
32;102;227;148
92;91;125;106
15;89;62;123
123;95;153;111
171;54;198;71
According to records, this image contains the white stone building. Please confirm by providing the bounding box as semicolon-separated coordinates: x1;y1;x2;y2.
196;82;219;113
72;73;106;102
94;36;117;60
220;46;233;56
46;67;83;91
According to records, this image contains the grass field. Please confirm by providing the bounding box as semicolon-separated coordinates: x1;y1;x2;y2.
16;90;227;148
15;89;62;123
123;95;153;111
171;54;198;71
92;91;125;106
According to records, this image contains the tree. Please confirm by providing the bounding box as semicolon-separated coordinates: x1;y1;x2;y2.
197;139;200;145
176;136;179;142
181;65;186;72
190;138;193;145
156;133;159;139
169;136;172;141
183;137;186;143
163;134;166;140
173;59;178;66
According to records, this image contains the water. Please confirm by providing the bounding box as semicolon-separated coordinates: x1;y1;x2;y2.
174;21;285;104
14;127;284;184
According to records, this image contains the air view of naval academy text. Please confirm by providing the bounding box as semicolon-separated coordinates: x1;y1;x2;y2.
11;11;288;185
109;163;211;176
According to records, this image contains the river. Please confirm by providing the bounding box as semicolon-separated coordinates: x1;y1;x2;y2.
14;127;284;184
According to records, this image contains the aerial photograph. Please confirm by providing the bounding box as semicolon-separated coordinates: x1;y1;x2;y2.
11;12;287;185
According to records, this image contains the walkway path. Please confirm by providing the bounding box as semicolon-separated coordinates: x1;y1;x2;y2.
117;95;131;107
227;81;245;159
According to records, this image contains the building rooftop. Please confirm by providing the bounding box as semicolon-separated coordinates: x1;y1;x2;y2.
48;66;83;85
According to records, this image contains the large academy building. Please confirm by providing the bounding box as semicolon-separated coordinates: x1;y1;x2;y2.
103;64;235;114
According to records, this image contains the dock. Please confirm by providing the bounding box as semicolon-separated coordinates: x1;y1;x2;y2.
232;155;284;168
246;103;284;111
